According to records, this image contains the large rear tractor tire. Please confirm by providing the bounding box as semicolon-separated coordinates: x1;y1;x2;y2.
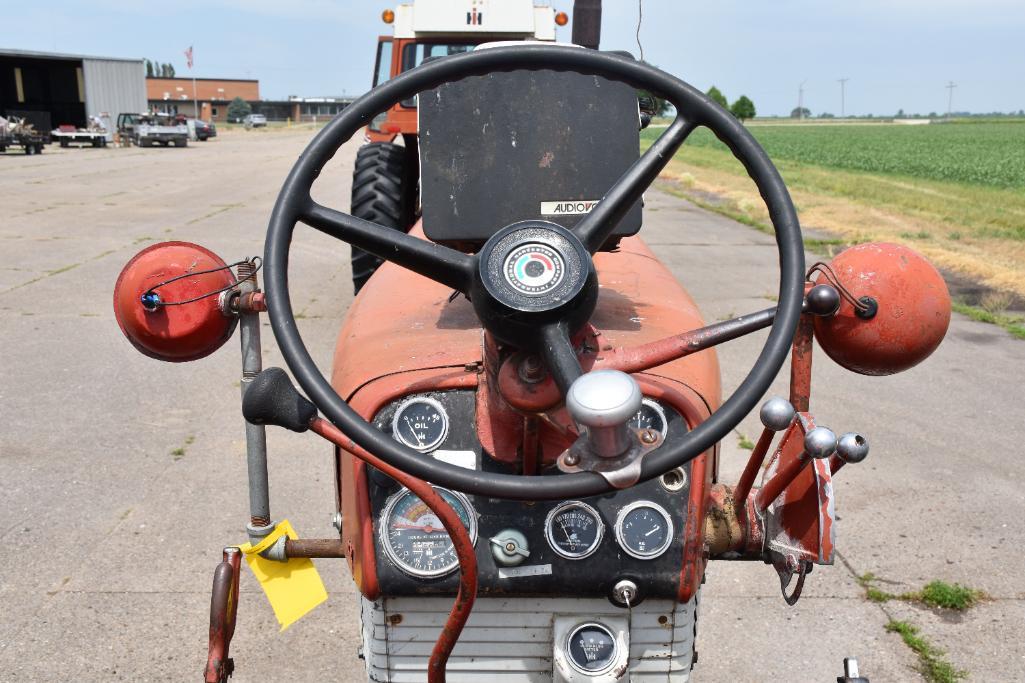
349;141;418;294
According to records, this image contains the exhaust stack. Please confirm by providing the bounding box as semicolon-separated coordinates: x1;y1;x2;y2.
572;0;602;49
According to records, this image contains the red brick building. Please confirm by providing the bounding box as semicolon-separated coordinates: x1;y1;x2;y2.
146;77;259;121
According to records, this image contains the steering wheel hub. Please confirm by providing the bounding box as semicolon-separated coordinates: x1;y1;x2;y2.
473;221;597;348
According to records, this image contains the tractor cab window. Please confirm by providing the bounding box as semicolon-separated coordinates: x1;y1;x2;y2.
373;39;393;88
400;42;473;108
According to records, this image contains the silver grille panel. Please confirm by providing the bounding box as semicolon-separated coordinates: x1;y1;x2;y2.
360;595;697;682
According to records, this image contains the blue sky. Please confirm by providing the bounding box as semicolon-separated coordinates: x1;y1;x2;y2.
3;0;1022;116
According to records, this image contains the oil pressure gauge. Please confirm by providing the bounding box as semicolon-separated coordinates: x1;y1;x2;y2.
544;501;604;560
391;395;449;452
614;501;673;560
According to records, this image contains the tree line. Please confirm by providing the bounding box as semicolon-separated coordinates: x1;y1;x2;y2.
706;86;755;121
145;60;176;78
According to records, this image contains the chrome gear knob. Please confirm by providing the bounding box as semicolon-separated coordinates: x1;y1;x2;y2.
804;427;838;459
566;370;643;459
760;396;796;432
836;432;870;464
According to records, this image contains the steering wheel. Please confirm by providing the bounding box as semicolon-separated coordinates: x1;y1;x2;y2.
264;44;804;501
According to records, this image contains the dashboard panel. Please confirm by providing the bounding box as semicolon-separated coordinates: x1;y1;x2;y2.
367;389;694;600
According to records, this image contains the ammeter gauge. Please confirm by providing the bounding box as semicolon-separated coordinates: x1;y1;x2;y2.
380;487;477;578
629;398;669;438
614;501;674;560
391;395;449;452
544;501;604;560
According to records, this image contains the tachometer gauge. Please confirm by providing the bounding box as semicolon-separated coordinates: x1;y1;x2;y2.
391;395;449;452
380;487;477;578
544;501;604;560
614;501;673;560
629;398;669;438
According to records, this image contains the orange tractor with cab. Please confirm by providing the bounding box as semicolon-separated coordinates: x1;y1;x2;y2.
113;1;950;681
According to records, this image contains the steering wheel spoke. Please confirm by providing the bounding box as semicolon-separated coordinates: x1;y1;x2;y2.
574;116;696;253
301;201;475;293
538;324;584;395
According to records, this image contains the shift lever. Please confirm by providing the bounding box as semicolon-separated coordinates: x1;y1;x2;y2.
565;369;643;459
558;370;659;488
755;426;837;513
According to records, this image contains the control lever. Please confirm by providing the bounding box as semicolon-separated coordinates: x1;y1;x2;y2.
734;396;796;512
557;370;662;488
241;367;318;433
830;432;870;474
566;369;643;459
755;427;837;513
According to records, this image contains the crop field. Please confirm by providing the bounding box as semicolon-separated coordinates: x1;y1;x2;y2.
643;120;1025;308
672;121;1025;189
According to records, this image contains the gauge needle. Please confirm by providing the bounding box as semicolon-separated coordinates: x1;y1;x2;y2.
403;416;424;446
645;526;660;537
393;521;439;532
559;521;574;543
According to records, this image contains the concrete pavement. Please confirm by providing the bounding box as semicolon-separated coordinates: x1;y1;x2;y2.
1;128;1021;681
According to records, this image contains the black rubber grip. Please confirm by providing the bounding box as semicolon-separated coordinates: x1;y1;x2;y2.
242;367;318;432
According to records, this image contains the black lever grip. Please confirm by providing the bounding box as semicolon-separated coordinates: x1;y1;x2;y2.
242;367;318;432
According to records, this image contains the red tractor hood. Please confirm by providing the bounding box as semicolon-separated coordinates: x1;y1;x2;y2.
331;221;721;406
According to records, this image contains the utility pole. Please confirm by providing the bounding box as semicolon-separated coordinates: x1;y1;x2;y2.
945;81;957;117
838;77;849;118
798;80;807;120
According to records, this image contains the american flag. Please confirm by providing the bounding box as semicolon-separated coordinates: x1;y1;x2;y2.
184;46;193;69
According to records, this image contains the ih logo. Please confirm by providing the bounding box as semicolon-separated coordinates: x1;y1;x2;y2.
466;7;483;25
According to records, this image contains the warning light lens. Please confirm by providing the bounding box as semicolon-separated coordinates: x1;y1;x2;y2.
382;9;395;23
555;11;569;26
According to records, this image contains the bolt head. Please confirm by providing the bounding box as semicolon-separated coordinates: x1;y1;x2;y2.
836;432;869;464
806;284;841;316
760;396;795;432
804;427;838;459
641;429;658;444
564;452;580;466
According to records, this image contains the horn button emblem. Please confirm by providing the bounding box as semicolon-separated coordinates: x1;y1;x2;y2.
503;243;566;295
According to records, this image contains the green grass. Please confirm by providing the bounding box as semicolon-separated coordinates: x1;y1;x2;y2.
886;620;967;683
651;122;1025;189
952;302;1025;339
918;581;982;610
857;575;985;611
643;125;1025;244
737;434;755;450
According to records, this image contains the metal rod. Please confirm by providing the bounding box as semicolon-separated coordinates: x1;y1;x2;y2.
284;538;346;558
733;428;775;513
237;262;271;530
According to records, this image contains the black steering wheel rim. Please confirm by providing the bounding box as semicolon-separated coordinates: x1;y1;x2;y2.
264;44;805;501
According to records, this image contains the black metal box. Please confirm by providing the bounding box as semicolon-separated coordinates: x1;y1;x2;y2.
418;67;641;249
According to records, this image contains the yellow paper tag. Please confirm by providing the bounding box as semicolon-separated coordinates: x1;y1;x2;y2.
238;519;328;631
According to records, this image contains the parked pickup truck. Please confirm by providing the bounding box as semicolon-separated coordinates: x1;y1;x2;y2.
117;113;188;148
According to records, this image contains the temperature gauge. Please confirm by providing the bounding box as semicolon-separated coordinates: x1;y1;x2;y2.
391;395;449;452
629;398;669;438
544;501;604;560
614;501;673;560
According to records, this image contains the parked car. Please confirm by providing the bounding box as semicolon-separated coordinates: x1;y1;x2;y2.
193;119;217;141
243;114;267;129
117;113;188;148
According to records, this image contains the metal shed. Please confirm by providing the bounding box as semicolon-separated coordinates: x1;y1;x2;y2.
0;49;146;129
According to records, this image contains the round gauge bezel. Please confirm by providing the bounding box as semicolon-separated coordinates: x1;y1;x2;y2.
544;500;605;560
390;395;450;453
379;486;478;578
613;500;674;560
635;397;669;438
565;621;619;676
